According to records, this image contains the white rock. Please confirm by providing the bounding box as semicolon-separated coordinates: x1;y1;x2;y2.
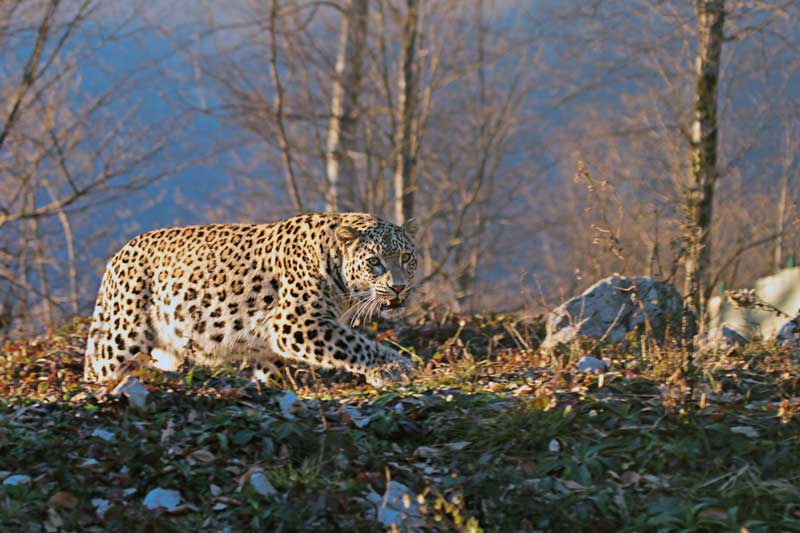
111;376;149;409
366;481;425;530
548;439;561;453
122;487;137;497
249;471;277;498
542;275;692;355
2;474;32;486
91;428;116;442
577;356;608;374
91;498;112;519
708;267;800;339
143;488;182;511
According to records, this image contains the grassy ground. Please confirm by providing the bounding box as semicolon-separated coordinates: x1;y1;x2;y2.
1;316;799;532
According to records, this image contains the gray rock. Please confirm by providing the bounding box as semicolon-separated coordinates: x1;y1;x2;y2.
776;316;800;348
577;356;608;374
695;325;749;355
542;275;693;355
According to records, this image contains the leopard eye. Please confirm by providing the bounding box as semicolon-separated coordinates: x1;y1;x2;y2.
367;257;381;267
400;252;412;263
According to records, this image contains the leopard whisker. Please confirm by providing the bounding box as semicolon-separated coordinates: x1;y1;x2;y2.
350;294;377;327
340;291;372;323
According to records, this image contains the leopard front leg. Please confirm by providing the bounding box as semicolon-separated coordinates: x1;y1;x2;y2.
266;311;414;386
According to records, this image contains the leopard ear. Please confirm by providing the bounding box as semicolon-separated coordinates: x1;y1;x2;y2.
335;225;360;244
402;218;419;237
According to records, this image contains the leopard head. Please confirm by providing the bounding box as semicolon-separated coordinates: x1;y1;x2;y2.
336;217;418;322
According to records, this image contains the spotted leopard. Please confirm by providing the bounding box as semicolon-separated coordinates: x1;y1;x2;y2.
84;212;418;386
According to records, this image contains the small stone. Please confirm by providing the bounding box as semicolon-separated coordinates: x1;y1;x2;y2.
548;439;561;453
577;356;608;374
92;498;112;519
277;391;302;419
341;405;374;428
210;484;222;497
695;325;748;355
80;458;100;469
91;429;115;442
249;471;277;498
367;481;425;530
111;376;149;409
776;317;800;348
143;488;182;511
3;474;32;486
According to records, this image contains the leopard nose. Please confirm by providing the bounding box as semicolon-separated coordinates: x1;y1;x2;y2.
390;284;406;295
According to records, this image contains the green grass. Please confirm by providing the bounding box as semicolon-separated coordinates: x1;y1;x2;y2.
1;316;799;532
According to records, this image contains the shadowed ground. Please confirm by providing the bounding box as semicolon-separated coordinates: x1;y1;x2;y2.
1;316;799;531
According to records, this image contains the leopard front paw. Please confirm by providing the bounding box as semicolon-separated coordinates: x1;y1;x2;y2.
365;353;415;387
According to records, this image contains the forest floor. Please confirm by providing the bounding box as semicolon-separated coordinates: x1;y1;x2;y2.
1;315;799;532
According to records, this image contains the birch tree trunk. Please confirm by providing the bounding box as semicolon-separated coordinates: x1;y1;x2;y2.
393;0;420;225
269;0;304;212
773;126;796;271
683;0;725;331
325;0;368;212
774;169;789;271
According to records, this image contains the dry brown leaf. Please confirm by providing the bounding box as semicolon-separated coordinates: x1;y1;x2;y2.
48;491;78;509
190;449;216;463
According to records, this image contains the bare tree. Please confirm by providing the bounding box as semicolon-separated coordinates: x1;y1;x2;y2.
773;120;799;271
537;0;800;314
325;0;368;212
392;0;420;225
683;0;725;329
268;0;304;212
0;0;188;336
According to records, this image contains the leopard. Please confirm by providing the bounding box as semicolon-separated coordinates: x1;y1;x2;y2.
84;212;418;387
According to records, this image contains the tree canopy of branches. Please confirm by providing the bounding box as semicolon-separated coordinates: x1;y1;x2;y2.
0;0;188;337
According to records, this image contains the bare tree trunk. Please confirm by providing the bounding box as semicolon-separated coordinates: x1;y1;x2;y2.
325;0;368;212
29;215;53;328
775;169;789;271
774;125;796;271
393;0;420;224
41;178;79;316
56;206;79;316
683;0;725;332
268;0;303;213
